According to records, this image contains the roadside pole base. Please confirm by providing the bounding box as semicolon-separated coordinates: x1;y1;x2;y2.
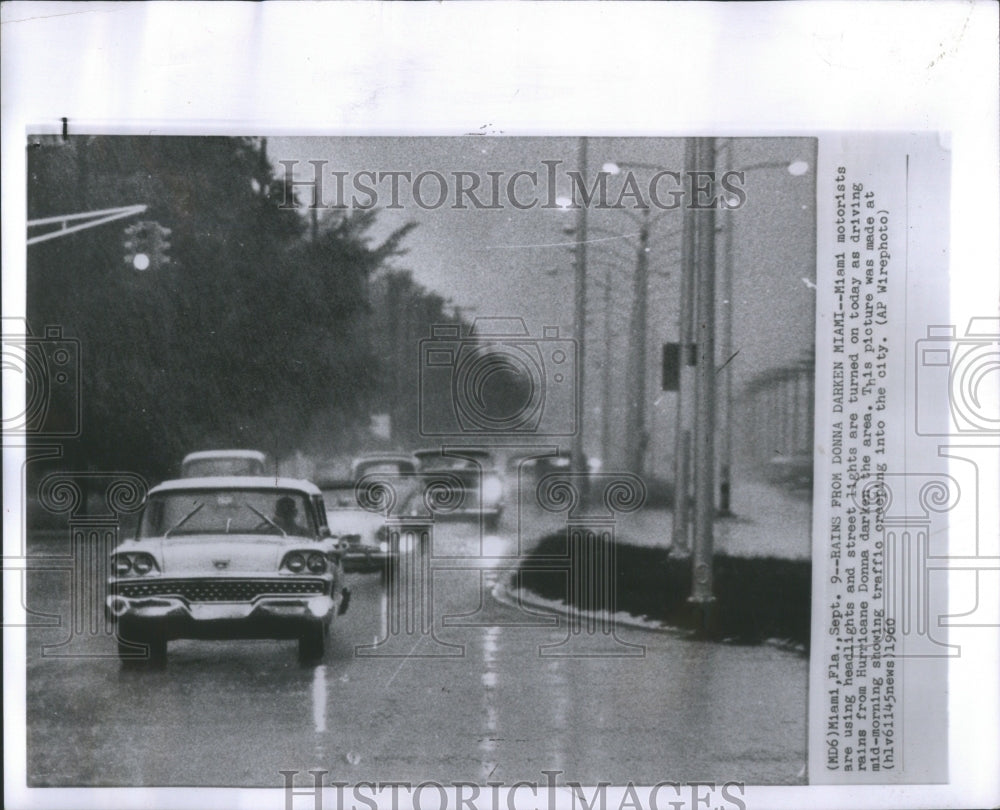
685;596;719;639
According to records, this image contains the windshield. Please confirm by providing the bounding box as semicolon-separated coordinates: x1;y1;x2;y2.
182;457;265;477
139;490;315;538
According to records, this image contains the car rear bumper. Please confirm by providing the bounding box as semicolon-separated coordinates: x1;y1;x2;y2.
341;548;397;573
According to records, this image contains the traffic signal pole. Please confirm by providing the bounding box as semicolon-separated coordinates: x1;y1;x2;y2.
27;205;147;246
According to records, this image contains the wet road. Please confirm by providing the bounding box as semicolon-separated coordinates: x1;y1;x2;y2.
23;515;807;787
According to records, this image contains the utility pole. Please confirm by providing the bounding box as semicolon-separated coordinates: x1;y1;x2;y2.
600;264;613;470
310;188;319;243
625;208;651;476
572;137;589;481
690;137;717;615
672;138;697;553
718;170;736;516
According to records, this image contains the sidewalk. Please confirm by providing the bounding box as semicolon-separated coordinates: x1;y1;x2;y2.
519;478;812;561
513;478;813;645
613;478;812;561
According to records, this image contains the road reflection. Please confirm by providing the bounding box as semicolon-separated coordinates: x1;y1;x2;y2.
311;664;327;734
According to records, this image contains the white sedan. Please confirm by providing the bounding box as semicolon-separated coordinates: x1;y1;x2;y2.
106;477;349;667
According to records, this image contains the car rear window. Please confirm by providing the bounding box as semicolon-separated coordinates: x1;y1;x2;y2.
182;458;265;477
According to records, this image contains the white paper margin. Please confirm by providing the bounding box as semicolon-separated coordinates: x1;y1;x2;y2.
3;3;998;809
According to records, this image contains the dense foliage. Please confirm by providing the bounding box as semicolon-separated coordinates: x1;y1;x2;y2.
26;136;436;481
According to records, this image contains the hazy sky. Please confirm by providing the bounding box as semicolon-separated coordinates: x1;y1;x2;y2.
268;136;816;468
270;136;814;356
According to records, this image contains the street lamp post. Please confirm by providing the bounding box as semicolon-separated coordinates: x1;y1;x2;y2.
600;161;684;479
600;264;613;471
576;233;675;475
690;136;718;612
624;207;651;475
557;226;630;471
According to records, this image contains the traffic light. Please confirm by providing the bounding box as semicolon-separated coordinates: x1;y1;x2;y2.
123;220;171;271
662;343;681;391
662;342;702;390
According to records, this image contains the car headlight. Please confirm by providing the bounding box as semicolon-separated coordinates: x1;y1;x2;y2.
132;554;154;575
283;552;306;573
306;552;327;573
482;476;503;503
111;552;159;577
379;541;389;553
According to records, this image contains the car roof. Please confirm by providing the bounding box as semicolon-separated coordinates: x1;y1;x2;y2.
351;458;417;476
182;449;267;462
150;476;320;496
413;448;493;458
351;452;416;463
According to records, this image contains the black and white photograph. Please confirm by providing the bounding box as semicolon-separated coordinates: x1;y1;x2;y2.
18;134;815;791
3;4;998;810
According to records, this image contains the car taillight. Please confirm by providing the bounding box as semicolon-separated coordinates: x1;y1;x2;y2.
306;552;327;573
113;556;132;576
284;552;306;573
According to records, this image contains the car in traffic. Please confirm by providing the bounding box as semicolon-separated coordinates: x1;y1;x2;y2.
317;477;400;577
349;452;418;480
180;449;269;478
106;477;349;666
412;448;505;530
316;453;422;575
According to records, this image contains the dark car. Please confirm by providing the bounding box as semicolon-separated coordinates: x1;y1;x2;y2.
412;448;505;530
350;453;418;480
180;449;269;478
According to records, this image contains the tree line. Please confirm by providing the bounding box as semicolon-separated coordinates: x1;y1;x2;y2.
25;135;459;483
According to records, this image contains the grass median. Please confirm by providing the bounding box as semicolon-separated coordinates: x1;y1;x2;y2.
515;532;811;649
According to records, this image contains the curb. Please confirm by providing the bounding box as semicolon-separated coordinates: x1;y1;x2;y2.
490;573;692;637
490;571;808;654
